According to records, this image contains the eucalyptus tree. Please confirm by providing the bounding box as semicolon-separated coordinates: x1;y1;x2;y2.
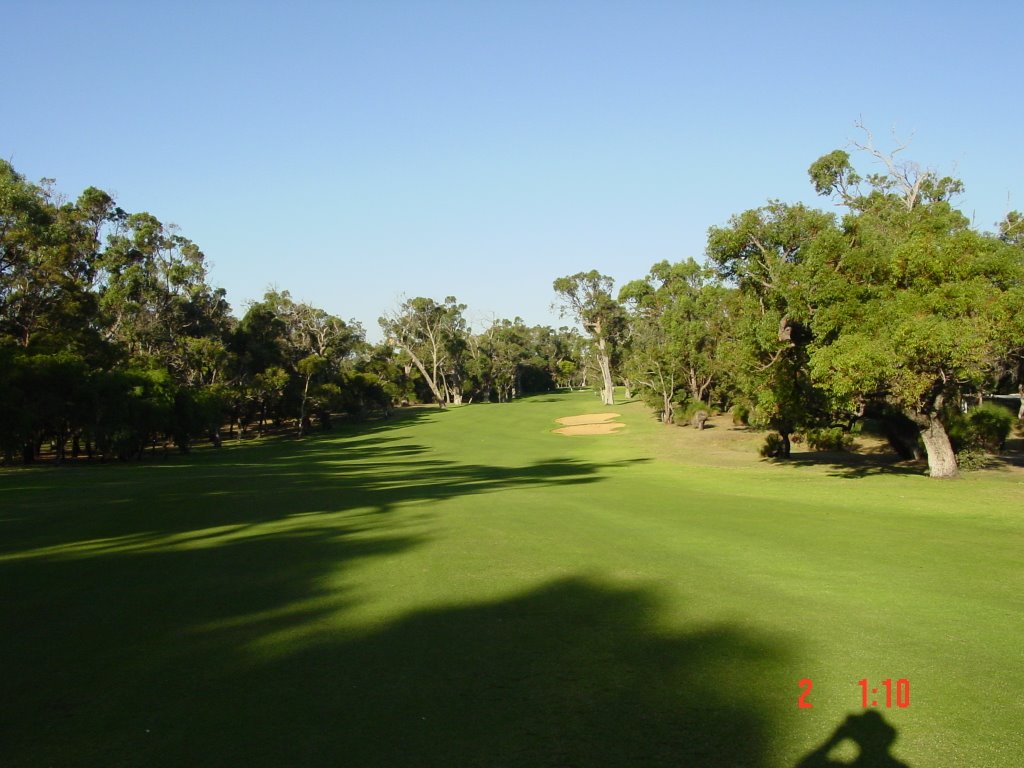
97;212;232;382
379;296;468;407
707;203;839;455
259;290;364;434
547;326;587;389
803;146;1024;477
552;271;624;405
619;259;732;424
0;163;111;353
491;319;534;402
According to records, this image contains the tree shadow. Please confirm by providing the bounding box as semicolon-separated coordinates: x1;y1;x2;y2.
795;711;912;767
1;400;827;767
2;408;775;767
986;451;1024;470
0;426;647;556
2;549;788;767
769;451;924;479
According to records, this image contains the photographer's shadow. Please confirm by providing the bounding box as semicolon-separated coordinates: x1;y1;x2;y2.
796;711;911;768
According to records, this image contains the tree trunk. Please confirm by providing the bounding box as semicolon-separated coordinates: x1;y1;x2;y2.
918;415;959;478
404;348;445;407
661;393;674;424
299;375;312;436
903;393;959;478
597;337;614;406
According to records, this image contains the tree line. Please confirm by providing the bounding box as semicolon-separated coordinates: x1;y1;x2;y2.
3;133;1023;477
0;159;585;464
555;135;1024;478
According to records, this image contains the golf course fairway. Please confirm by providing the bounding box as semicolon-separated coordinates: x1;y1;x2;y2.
2;392;1021;766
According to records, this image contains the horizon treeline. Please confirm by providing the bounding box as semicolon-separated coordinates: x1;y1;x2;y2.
0;158;586;464
3;135;1023;477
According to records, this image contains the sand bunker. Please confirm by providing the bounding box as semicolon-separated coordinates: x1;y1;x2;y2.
555;413;621;426
553;413;625;435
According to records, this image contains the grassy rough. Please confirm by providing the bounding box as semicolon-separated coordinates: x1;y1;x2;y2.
2;392;1021;767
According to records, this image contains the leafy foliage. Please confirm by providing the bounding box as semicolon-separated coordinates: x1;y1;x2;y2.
619;259;731;424
947;403;1015;453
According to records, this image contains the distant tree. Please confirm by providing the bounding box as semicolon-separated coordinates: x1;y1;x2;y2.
619;259;732;424
995;211;1024;420
257;290;364;434
0;163;109;353
0;161;245;460
97;213;231;379
553;271;624;406
379;296;468;408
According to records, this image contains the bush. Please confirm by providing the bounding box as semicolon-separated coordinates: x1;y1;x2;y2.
948;403;1014;453
967;403;1014;452
805;427;854;452
731;404;750;426
759;433;785;458
676;400;711;427
956;449;997;472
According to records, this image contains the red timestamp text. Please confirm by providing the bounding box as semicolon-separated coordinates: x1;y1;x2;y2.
858;678;910;709
797;678;911;709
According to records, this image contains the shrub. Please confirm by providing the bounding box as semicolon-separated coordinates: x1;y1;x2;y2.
805;427;854;452
956;449;997;472
948;403;1014;453
967;403;1014;452
676;400;711;427
759;433;785;458
731;404;750;426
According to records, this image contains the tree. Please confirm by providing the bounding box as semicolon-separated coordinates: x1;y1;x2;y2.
379;296;468;408
257;290;363;434
0;160;241;461
619;259;732;424
995;211;1024;420
707;203;840;455
803;145;1024;477
553;271;624;406
0;163;110;353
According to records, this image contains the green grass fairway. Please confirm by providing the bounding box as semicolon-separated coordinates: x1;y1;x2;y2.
2;393;1022;767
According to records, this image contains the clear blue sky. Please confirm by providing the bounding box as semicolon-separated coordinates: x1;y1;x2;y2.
7;1;1023;340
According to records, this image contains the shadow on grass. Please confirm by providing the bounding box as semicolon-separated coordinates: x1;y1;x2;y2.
778;448;1024;478
768;450;924;479
796;711;912;767
0;424;645;556
2;554;786;766
1;412;787;767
